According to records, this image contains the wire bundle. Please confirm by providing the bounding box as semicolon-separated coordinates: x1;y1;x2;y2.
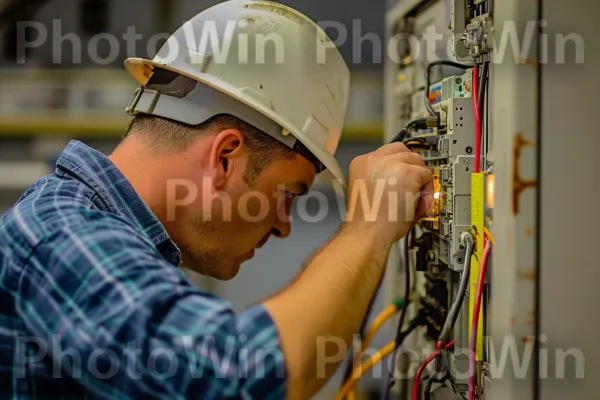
472;62;489;173
336;312;422;400
468;239;492;400
412;341;456;400
340;59;493;400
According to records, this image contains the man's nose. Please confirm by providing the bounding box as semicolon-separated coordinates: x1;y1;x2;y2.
271;211;292;239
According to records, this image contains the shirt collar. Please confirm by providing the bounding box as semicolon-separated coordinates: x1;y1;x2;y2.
54;140;181;266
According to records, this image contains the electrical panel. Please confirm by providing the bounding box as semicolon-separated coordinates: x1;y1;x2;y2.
384;0;494;399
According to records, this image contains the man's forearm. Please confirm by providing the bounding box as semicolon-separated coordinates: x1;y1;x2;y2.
263;222;395;399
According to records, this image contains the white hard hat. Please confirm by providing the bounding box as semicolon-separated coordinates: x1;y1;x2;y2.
124;0;351;189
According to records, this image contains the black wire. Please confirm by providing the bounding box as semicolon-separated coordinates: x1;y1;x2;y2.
424;61;471;123
436;349;469;400
390;117;427;143
478;61;489;170
382;232;412;400
477;61;488;132
424;374;468;400
391;128;408;144
424;373;450;400
394;312;422;350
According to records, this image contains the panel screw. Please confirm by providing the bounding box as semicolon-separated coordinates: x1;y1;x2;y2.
455;78;462;84
457;257;464;264
466;146;473;154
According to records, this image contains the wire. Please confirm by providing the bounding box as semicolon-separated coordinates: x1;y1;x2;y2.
376;313;423;400
477;61;488;128
342;273;385;399
483;227;495;245
391;117;428;143
468;239;492;400
424;61;471;124
336;341;396;400
446;378;469;400
404;139;432;147
424;372;468;400
337;316;423;400
424;373;450;400
472;65;481;173
382;232;412;400
478;61;489;172
391;128;409;144
346;299;404;400
412;341;455;400
435;344;468;400
478;63;487;172
438;233;475;344
424;376;468;400
364;299;405;350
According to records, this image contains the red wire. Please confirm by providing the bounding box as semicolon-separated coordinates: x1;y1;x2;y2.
412;341;455;400
472;65;481;173
468;239;492;400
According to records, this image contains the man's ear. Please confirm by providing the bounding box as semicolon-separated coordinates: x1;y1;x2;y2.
210;128;245;188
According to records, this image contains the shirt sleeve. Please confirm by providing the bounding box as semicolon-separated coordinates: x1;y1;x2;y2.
15;213;287;400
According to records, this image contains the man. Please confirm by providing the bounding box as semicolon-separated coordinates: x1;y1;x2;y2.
0;1;433;399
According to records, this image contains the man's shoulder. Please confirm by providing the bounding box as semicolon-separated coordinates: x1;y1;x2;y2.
1;173;140;260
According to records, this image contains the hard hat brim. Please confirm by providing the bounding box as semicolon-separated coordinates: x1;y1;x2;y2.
125;57;347;196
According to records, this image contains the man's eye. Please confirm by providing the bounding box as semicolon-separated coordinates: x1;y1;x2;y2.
281;190;299;199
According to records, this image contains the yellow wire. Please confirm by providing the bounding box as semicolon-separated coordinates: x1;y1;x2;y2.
484;227;495;245
363;305;397;349
344;305;398;400
336;341;396;400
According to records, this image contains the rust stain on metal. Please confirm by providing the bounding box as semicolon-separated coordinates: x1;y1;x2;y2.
524;228;535;237
511;316;517;328
522;336;535;344
516;58;539;70
517;268;536;282
525;310;536;326
512;134;538;214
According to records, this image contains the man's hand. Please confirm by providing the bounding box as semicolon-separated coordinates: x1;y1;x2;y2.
345;142;434;242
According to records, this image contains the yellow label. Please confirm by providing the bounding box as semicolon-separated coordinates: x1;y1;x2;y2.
470;173;485;361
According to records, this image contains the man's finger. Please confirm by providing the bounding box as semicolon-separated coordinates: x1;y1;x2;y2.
417;177;435;218
407;164;433;188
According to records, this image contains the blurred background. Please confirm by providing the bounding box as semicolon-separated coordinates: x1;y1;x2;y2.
0;0;392;398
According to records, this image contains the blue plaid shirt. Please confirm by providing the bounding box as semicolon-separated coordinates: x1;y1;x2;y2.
0;141;287;399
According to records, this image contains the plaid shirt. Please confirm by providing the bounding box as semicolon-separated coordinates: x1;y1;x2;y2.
0;141;286;399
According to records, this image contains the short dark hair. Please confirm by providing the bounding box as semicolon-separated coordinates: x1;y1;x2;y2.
125;114;296;185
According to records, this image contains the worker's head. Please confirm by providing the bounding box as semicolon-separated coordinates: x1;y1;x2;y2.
120;0;352;279
115;113;316;280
